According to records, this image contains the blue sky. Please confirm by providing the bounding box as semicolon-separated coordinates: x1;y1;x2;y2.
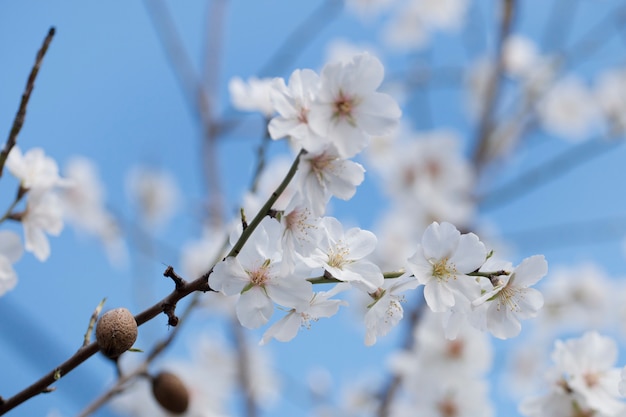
2;1;626;416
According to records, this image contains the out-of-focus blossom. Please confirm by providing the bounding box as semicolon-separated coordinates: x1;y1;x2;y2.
538;76;600;141
60;157;126;266
504;35;539;78
384;0;468;50
229;76;276;117
126;166;180;228
0;230;23;296
6;146;64;191
595;67;626;134
21;189;64;261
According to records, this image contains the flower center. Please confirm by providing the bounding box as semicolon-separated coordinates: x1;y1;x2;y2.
328;242;350;270
445;339;464;359
333;90;357;125
248;259;271;286
437;397;458;417
431;257;456;281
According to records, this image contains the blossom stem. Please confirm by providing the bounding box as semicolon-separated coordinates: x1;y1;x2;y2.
226;149;306;259
467;270;510;278
307;270;405;285
0;186;28;224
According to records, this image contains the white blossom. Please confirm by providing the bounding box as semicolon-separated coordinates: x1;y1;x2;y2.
304;217;384;292
308;52;401;159
229;76;275;117
407;221;486;313
473;255;547;339
0;230;23;296
210;218;313;328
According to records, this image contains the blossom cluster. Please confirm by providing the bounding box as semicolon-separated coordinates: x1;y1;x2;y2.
217;53;548;346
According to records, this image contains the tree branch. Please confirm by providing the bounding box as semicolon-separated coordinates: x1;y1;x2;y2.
0;27;55;177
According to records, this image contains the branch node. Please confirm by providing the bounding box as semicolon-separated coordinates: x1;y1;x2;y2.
163;303;179;327
163;266;186;290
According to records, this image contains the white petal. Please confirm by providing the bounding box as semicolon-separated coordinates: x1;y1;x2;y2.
237;287;274;328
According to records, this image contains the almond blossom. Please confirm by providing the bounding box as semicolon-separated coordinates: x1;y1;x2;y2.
268;69;327;153
364;274;420;346
406;221;486;313
0;230;23;295
260;284;348;345
228;76;275;117
521;332;625;417
472;255;547;339
210;218;313;329
21;189;64;262
308;52;401;159
304;217;384;292
293;146;365;216
6;146;64;191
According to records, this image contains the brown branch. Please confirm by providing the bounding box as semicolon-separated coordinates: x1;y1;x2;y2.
471;0;517;168
0;27;55;177
76;292;201;417
0;268;213;415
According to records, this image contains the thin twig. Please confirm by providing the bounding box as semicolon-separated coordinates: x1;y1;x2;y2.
0;268;211;416
76;293;200;417
0;27;55;177
83;298;107;347
227;149;305;258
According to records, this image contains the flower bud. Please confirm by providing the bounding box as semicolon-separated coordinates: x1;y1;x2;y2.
95;307;138;359
151;371;190;414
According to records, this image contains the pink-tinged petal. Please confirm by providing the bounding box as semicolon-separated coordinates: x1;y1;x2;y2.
423;280;455;312
421;222;460;260
237;286;273;328
260;311;302;345
449;232;486;273
210;257;250;296
511;255;548;287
